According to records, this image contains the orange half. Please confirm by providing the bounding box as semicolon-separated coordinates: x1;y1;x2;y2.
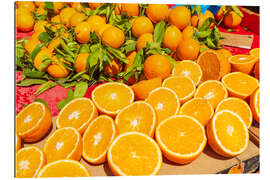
250;88;260;123
228;54;258;74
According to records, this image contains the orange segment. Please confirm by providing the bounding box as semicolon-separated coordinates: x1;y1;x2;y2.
43;127;82;163
92;82;134;116
250;88;260;123
172;60;203;86
16;102;52;142
108;132;162;176
195;80;228;109
56;97;98;134
216;97;253;128
16;146;46;178
207;110;249;157
228;54;258;74
16;134;22;152
155;115;207;164
222;72;259;99
115;101;156;137
162;76;196;103
146;87;180;124
82;115;116;164
179;97;214;126
37;159;90;177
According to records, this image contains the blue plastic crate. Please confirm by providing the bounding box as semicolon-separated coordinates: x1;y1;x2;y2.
170;5;221;15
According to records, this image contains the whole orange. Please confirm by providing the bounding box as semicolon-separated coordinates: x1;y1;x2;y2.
224;11;242;28
69;13;86;27
103;59;123;76
86;15;106;34
34;48;52;70
71;2;82;12
204;10;215;28
75;52;89;73
48;38;61;52
51;15;61;23
53;2;64;14
47;56;69;78
136;33;154;51
191;15;199;27
24;38;41;54
98;24;113;36
75;22;92;44
36;7;46;16
16;7;31;16
168;6;191;30
34;20;48;33
102;26;125;48
198;13;207;29
144;54;172;80
114;4;121;15
59;7;77;28
162;25;183;52
176;39;200;60
216;6;227;21
17;1;35;12
120;3;139;16
182;25;197;40
88;3;104;9
16;12;34;32
146;4;169;24
132;16;154;38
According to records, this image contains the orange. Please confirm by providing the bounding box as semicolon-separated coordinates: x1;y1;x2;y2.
162;76;196;104
120;3;139;16
107;132;162;175
75;21;92;44
87;15;106;33
16;134;21;152
59;7;77;28
216;97;253;128
249;48;260;58
162;25;183;52
179;98;214;126
34;1;44;8
176;38;200;60
16;102;52;142
51;15;61;23
16;146;45;178
37;160;90;177
228;54;258;74
146;4;169;24
102;26;125;48
69;12;86;27
16;7;32;16
168;6;191;30
216;48;232;59
222;72;259;99
17;1;35;12
207;110;249;157
98;24;113;36
224;11;242;28
216;6;227;22
132;16;154;38
114;4;121;15
146;87;180;124
204;10;215;26
82;115;116;164
136;33;154;50
75;52;89;73
144;54;171;80
92;82;134;116
182;25;197;40
71;2;82;12
125;51;137;84
191;15;199;27
198;13;207;29
16;11;34;32
253;61;260;80
250;88;260;123
197;49;231;81
34;20;48;33
36;7;46;16
33;48;52;70
48;38;61;52
56;97;98;134
53;2;64;14
115;101;156;137
172;60;202;86
24;38;41;54
195;80;228;109
132;77;162;100
47;56;70;78
43;127;82;163
103;58;123;76
88;2;104;10
156;115;207;164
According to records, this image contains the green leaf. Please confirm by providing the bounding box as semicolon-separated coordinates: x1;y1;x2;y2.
206;37;217;49
16;79;47;86
231;6;244;18
74;81;88;98
38;58;51;72
44;2;54;9
38;32;52;43
57;89;74;110
80;44;90;53
196;30;212;39
164;55;177;68
153;21;166;45
226;28;239;32
31;43;44;61
57;81;77;88
199;18;216;31
34;81;57;96
34;98;49;109
106;46;128;64
69;71;87;81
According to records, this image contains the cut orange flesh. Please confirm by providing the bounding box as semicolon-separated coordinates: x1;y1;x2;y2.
250;88;260;123
16;134;22;152
228;54;258;74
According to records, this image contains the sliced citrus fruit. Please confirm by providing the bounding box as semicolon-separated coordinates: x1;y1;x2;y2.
16;146;46;178
194;80;228;109
43;127;82;163
228;54;258;74
253;61;259;80
115;101;156;137
92;82;134;117
162;76;196;103
131;77;162;100
216;48;232;59
37;159;90;177
82;115;116;164
56;97;98;134
16;134;22;152
249;48;259;58
250;88;260;123
172;60;202;86
179;97;214;126
207;110;249;157
216;97;253;128
16;102;52;142
107;132;162;176
222;72;259;100
145;87;180;124
156;115;207;164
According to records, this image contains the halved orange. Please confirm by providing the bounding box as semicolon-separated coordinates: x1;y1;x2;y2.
43;127;82;163
155;115;207;164
207;110;249;157
146;87;180;124
162;76;196;103
216;97;253;128
253;61;259;80
82;115;116;164
179;97;214;126
107;132;162;176
195;80;228;109
250;88;260;123
16;146;46;178
228;54;258;74
56;97;98;134
172;60;202;86
16;134;22;152
222;72;259;100
16;102;52;142
37;159;90;177
216;48;232;60
115;101;156;137
249;48;259;58
92;82;134;117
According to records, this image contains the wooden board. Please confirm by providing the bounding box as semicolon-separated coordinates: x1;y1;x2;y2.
221;32;254;49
